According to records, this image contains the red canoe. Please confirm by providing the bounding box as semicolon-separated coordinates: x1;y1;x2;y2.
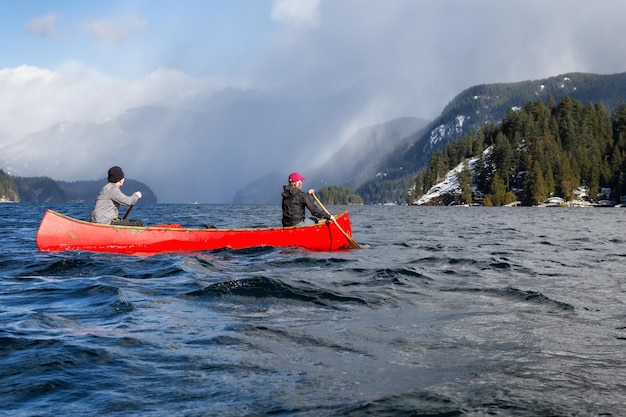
36;209;356;255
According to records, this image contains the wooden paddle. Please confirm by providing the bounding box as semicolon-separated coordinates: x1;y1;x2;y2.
312;192;361;249
122;205;134;220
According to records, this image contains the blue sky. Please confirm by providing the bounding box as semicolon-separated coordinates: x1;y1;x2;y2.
0;0;274;78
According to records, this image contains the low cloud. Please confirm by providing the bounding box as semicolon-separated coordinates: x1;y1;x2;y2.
80;13;149;46
271;0;320;28
0;63;217;141
23;13;60;38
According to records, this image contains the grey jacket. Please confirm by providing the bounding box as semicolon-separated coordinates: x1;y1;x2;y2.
91;182;140;224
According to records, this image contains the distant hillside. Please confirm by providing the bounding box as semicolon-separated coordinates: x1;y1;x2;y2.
233;117;429;204
7;71;626;205
309;117;430;189
357;71;626;203
0;169;19;202
56;179;158;204
0;85;374;204
12;176;67;203
2;175;157;203
410;96;626;206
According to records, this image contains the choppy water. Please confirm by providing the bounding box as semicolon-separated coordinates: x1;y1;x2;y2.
1;203;626;416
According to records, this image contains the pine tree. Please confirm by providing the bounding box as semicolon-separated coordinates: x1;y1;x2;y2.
525;160;548;205
458;161;473;204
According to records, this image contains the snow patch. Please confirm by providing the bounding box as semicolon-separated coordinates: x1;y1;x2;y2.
428;115;468;147
413;147;492;205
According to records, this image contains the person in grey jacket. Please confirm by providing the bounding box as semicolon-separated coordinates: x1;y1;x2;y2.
91;166;143;226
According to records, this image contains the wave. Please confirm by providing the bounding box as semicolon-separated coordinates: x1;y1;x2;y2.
185;276;368;308
0;334;128;412
443;286;574;311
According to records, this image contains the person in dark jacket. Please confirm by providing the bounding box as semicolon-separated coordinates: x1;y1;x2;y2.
91;166;144;226
281;172;334;227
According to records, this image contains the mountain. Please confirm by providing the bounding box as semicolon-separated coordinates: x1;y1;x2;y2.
309;117;430;189
238;71;626;205
5;71;626;205
8;176;157;204
411;95;626;206
357;71;626;203
0;86;375;204
56;179;158;204
232;117;429;204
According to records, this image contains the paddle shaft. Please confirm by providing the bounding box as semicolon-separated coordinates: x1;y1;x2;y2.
312;193;361;249
122;205;134;220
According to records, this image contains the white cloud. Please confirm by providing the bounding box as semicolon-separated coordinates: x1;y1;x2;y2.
0;63;216;142
23;13;60;38
271;0;320;28
256;0;626;124
80;13;149;45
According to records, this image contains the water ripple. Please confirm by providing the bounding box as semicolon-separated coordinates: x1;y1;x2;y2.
186;276;369;308
2;204;626;416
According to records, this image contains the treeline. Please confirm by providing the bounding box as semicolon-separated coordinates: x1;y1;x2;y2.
0;170;19;202
409;96;626;205
0;171;158;203
441;73;626;120
317;185;363;205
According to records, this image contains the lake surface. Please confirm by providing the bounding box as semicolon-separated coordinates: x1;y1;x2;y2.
1;203;626;416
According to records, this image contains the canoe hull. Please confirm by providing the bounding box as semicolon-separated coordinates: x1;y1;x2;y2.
36;209;354;254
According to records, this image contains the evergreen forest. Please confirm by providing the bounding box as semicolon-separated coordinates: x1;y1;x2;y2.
317;186;364;205
409;96;626;206
0;172;158;204
0;170;20;202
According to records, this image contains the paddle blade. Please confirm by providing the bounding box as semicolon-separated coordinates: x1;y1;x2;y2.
346;235;361;249
312;192;362;249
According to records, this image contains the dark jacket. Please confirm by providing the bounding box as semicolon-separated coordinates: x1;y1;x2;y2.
281;185;329;227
